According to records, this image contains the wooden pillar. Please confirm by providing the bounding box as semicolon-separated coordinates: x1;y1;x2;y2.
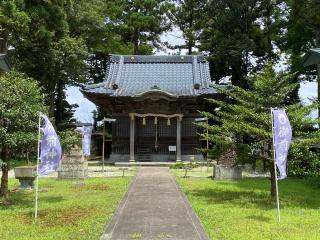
176;115;182;162
129;113;135;162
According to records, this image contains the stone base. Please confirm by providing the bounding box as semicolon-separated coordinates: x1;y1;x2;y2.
57;149;88;179
108;154;204;162
18;179;35;189
14;166;37;189
213;164;242;180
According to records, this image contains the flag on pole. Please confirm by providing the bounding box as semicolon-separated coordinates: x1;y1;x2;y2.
82;126;93;157
272;109;292;180
39;114;62;176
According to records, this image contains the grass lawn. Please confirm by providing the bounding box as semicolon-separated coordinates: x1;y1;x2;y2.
175;176;320;240
0;177;132;240
172;166;213;178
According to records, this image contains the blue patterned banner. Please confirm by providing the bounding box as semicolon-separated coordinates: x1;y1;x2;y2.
39;115;62;176
82;126;93;157
272;109;292;180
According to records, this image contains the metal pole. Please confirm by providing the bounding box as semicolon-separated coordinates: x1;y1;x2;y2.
206;118;209;172
34;112;42;221
271;108;281;224
317;64;320;118
102;120;105;173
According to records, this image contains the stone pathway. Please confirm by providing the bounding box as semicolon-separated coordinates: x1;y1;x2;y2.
101;167;209;240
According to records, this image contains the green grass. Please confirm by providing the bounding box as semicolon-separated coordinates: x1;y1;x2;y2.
172;166;213;178
0;177;132;240
175;176;320;240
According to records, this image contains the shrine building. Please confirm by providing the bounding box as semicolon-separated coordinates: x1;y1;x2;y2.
81;55;220;162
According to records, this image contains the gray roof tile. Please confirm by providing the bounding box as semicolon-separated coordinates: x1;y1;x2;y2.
82;55;218;98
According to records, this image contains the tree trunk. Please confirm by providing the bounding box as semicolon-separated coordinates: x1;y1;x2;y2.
263;142;276;197
0;147;9;199
188;43;192;55
55;79;63;127
0;30;8;54
48;91;55;118
231;61;243;87
133;30;139;55
0;166;9;199
269;161;277;198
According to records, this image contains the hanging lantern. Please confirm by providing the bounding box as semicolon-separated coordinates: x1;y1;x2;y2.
143;117;146;126
154;117;158;125
167;118;171;126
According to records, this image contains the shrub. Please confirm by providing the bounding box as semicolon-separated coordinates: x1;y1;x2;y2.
58;129;81;154
288;141;320;177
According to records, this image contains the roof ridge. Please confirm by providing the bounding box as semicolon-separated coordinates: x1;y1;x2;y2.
108;55;207;63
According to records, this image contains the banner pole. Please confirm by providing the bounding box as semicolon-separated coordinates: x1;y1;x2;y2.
271;108;281;224
34;112;42;221
102;120;105;173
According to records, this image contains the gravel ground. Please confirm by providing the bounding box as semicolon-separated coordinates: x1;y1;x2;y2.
1;166;137;179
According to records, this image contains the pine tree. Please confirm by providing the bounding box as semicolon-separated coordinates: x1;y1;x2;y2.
169;0;206;55
200;0;282;87
199;64;320;197
116;0;174;55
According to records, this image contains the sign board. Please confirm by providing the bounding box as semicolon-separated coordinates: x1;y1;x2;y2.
169;146;176;152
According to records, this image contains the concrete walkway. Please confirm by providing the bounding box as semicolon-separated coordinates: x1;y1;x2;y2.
101;167;209;240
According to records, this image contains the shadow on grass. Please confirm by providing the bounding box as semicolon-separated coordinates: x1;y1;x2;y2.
246;215;272;222
182;178;320;210
0;192;65;210
186;188;275;210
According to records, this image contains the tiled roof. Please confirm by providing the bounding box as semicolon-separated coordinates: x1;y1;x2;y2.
303;48;320;67
81;55;218;98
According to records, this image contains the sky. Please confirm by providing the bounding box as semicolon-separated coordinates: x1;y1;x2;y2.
66;30;317;123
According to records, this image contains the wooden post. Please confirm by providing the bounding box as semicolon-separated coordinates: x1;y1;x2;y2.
129;113;135;162
176;115;182;162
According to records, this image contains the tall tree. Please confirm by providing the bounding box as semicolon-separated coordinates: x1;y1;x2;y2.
67;0;132;84
199;64;319;197
200;0;282;87
169;0;206;55
0;0;29;54
116;0;174;55
281;0;320;106
8;0;88;126
0;71;45;200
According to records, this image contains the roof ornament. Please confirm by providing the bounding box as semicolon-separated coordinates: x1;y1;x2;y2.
194;83;200;90
112;83;118;90
151;85;161;90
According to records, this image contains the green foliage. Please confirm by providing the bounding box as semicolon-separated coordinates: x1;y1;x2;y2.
177;177;320;239
0;0;29;53
0;71;45;163
116;0;174;54
200;0;282;86
0;177;132;239
281;0;320;80
199;64;320;195
58;129;81;154
168;0;206;54
0;71;45;197
170;162;201;169
288;141;320;177
5;1;89;125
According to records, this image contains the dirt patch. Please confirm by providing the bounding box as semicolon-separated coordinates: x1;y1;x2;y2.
21;206;97;227
72;184;110;191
